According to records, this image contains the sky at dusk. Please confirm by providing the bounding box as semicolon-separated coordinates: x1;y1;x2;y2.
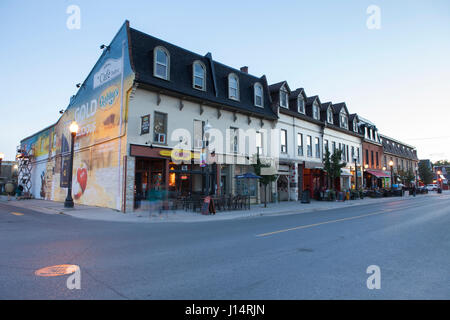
1;0;449;161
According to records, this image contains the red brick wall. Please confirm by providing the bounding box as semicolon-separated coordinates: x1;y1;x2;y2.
362;141;384;170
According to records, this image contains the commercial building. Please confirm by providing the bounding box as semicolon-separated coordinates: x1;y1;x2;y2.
358;116;390;188
321;102;363;191
19;21;419;211
19;21;278;212
380;134;419;186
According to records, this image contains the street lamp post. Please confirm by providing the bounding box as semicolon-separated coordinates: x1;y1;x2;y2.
0;152;4;177
64;122;78;208
203;121;213;196
389;160;394;191
364;164;369;188
353;156;358;191
415;168;418;187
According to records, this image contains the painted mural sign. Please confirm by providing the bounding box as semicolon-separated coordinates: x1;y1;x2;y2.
20;22;135;210
93;58;122;89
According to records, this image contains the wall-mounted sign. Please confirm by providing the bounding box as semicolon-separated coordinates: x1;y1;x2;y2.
141;115;150;135
159;149;200;161
60;156;70;188
93;58;122;89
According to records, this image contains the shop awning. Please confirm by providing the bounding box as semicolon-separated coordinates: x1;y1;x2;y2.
341;168;353;176
366;170;391;178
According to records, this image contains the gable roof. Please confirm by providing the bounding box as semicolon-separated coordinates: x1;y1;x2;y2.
269;81;290;93
320;101;332;112
289;88;306;100
305;95;321;119
128;27;277;119
331;102;349;115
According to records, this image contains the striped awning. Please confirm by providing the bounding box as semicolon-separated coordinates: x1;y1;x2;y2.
366;170;391;178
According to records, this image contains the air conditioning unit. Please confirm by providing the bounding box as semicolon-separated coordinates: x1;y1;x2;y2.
157;133;166;144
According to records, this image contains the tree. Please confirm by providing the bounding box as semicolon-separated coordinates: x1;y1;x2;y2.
433;160;450;167
323;149;347;190
252;153;277;208
418;161;434;185
399;169;415;187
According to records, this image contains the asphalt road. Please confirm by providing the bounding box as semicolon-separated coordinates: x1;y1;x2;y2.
1;193;449;300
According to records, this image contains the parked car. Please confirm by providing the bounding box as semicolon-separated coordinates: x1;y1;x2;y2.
418;186;428;194
426;184;439;191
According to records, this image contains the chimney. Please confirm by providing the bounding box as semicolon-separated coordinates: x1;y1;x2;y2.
240;66;248;74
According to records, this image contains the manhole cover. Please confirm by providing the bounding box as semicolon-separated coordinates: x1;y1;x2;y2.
35;264;79;277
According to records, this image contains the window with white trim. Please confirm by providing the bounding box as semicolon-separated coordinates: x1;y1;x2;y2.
228;74;239;100
230;127;239;153
154;46;169;80
313;102;320;120
307;135;312;157
324;139;329;153
193;61;206;90
315;137;320;158
280;85;288;108
327;107;333;124
340;110;348;129
297;95;305;113
256;131;263;154
281;129;288;153
297;133;303;156
254;83;263;107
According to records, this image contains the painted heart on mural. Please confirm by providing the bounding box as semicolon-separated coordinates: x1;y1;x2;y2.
77;168;88;192
74;165;88;200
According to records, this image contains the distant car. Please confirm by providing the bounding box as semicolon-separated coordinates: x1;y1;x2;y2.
417;186;428;194
426;184;438;191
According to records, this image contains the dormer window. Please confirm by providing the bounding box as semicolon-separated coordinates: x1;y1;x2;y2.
340;110;348;129
193;61;206;91
313;101;320;120
154;46;170;80
297;95;305;113
353;119;357;132
228;73;239;100
280;86;288;108
327;107;333;124
254;83;263;107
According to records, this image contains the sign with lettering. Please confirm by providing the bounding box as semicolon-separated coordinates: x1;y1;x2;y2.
201;196;216;215
93;58;122;89
60;156;70;188
141;115;150;135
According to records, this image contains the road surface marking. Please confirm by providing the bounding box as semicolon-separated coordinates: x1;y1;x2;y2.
257;211;387;237
257;200;442;238
11;212;24;216
35;265;79;277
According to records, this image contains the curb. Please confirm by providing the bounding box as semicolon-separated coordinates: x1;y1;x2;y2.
0;193;437;224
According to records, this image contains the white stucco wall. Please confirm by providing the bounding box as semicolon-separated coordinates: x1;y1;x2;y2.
127;88;275;163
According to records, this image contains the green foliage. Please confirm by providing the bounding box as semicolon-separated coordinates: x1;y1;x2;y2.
433;160;450;166
252;153;277;186
323;148;347;190
252;153;277;207
418;161;434;185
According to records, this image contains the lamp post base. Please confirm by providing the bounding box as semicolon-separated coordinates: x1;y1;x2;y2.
64;198;74;208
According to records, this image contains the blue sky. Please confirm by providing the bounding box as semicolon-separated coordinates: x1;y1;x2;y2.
1;0;449;161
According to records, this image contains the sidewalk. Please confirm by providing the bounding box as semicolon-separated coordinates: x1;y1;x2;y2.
0;192;446;224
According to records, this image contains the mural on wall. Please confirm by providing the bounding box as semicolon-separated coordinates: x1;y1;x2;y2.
20;22;135;210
